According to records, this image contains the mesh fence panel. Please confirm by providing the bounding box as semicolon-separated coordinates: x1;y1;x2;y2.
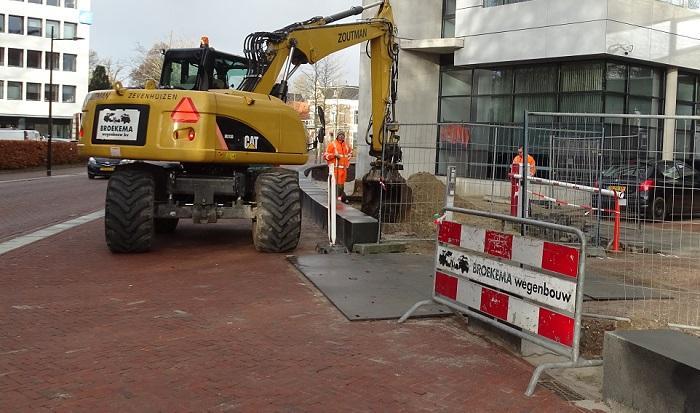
379;115;700;330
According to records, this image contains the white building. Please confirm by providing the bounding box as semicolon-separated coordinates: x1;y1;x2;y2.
0;0;91;138
358;0;700;177
324;85;360;147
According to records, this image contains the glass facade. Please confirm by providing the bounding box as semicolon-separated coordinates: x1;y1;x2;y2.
442;0;455;38
438;60;667;178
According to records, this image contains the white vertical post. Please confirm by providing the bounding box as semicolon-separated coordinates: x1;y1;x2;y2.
517;163;524;218
328;163;337;245
445;166;457;220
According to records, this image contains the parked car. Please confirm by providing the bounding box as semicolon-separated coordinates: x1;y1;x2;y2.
0;129;42;141
594;160;700;221
87;157;122;179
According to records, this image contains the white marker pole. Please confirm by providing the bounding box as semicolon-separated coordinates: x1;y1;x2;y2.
328;162;337;245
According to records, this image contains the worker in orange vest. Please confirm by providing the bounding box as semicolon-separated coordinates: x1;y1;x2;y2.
325;131;352;203
512;146;536;176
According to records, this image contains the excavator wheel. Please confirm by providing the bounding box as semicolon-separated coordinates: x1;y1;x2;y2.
105;169;155;253
361;168;412;223
252;168;301;252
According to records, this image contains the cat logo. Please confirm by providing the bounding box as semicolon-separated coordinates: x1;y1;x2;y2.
244;135;259;150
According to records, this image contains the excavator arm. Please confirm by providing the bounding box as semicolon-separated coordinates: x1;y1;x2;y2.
240;0;409;220
241;1;398;156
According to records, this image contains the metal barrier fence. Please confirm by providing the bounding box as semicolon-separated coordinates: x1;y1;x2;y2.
399;167;601;396
380;114;700;330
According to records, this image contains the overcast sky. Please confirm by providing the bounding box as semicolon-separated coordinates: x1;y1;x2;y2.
89;0;363;85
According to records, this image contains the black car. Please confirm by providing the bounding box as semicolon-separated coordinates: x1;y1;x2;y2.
87;157;121;179
594;160;700;221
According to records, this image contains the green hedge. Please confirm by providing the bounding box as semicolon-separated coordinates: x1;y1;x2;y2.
0;141;85;170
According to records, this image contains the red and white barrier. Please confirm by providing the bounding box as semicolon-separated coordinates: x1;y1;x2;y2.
510;170;623;252
438;220;580;279
434;271;575;347
400;166;601;397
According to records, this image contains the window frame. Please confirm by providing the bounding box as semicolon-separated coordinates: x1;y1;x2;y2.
8;15;24;35
62;85;76;103
8;48;24;68
26;82;41;101
7;81;23;101
26;50;42;69
27;17;42;37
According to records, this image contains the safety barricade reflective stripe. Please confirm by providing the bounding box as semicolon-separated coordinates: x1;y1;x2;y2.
434;271;575;347
438;220;579;279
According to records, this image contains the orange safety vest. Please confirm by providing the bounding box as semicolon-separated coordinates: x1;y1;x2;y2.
324;140;351;169
513;154;536;176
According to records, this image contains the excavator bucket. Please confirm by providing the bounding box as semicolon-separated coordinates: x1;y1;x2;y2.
361;167;412;223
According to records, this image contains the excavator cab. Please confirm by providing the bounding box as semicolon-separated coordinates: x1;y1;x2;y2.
160;46;248;91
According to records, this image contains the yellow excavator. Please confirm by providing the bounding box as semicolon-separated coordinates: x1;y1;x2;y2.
78;0;409;253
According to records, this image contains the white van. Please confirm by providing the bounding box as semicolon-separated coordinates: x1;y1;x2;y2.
0;129;43;141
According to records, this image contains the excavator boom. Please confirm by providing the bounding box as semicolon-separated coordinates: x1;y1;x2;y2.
240;0;408;219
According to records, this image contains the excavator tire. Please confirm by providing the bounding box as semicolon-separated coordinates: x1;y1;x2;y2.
252;168;301;252
105;169;155;253
154;218;179;234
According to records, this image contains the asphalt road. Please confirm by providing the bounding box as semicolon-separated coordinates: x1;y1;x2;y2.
0;166;107;242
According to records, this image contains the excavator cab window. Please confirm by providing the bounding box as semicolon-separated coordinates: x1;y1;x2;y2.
160;49;203;90
210;53;248;90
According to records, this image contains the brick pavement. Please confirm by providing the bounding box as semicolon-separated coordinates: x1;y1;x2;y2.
0;218;583;412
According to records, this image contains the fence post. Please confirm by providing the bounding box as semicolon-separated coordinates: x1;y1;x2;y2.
328;163;337;245
612;194;621;253
522;111;530;219
510;163;520;217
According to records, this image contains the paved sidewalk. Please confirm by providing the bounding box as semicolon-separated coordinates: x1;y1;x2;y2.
0;218;580;412
0;164;85;182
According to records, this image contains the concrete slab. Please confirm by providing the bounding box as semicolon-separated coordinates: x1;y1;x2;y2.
603;329;700;412
352;242;407;255
289;253;448;321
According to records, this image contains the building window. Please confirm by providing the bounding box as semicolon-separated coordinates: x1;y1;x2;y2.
442;0;456;38
44;84;58;102
63;22;77;39
437;59;666;178
8;49;24;67
484;0;532;6
65;0;76;8
47;0;60;6
45;52;59;70
27;17;42;36
62;85;76;103
9;15;24;35
0;48;4;66
29;0;43;4
0;14;5;33
27;50;42;68
8;82;23;100
0;80;4;99
46;20;59;38
26;83;41;101
63;54;76;71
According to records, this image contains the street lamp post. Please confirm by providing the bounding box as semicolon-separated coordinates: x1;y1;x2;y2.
46;27;83;177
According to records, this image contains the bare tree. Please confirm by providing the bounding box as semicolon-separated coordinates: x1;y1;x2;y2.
128;42;169;87
89;50;127;86
128;37;196;87
291;56;344;130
